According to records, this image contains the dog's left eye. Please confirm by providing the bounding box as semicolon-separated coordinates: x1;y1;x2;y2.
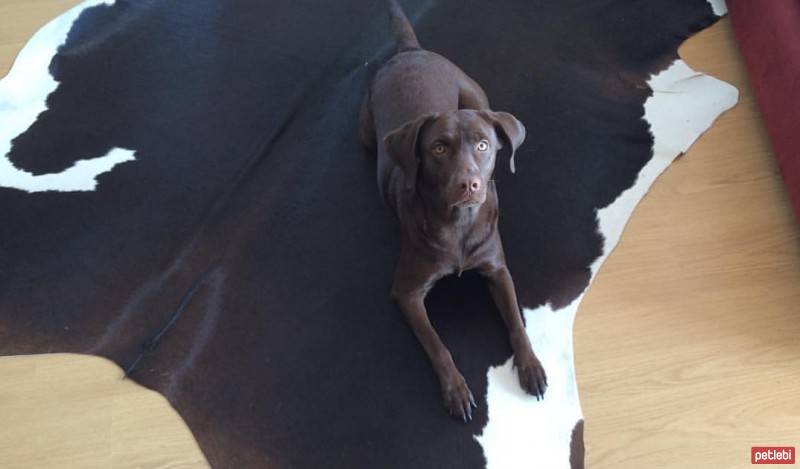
432;143;447;155
476;140;489;152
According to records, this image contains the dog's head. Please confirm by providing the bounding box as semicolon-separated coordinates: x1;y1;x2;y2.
384;109;525;208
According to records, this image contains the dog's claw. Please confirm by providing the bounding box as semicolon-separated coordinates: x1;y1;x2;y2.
441;370;474;423
515;353;548;400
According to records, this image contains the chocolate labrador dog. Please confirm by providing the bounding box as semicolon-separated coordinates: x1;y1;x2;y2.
359;0;547;422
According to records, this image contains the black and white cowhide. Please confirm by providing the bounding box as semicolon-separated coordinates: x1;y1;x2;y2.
0;1;736;468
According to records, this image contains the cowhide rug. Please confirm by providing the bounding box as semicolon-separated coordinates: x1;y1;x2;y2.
0;1;736;468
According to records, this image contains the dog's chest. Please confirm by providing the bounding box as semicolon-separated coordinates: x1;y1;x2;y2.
425;223;494;275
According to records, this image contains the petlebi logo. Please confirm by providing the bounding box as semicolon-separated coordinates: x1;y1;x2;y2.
751;447;795;465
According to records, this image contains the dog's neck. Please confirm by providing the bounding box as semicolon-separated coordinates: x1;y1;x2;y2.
405;182;499;267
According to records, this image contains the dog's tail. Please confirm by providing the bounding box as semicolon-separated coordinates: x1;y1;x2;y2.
388;0;421;53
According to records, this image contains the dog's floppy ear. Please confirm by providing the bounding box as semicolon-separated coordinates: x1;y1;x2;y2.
480;111;526;174
383;114;437;191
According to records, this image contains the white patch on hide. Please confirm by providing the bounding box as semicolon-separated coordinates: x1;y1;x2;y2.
476;298;583;469
478;60;737;468
0;148;135;192
707;0;728;16
0;0;134;193
597;59;738;266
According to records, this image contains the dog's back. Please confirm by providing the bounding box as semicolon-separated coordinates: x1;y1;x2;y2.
368;1;478;203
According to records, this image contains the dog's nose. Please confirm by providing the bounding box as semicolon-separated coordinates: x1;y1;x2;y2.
461;178;481;194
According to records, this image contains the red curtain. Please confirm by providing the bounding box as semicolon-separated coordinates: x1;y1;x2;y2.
728;0;800;224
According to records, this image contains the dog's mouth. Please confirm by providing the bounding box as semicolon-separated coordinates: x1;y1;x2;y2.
453;194;486;208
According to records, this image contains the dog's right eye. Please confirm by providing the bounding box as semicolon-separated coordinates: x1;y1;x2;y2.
432;143;447;156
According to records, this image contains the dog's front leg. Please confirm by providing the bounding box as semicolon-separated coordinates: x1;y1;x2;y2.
392;261;476;422
394;294;476;421
483;264;548;400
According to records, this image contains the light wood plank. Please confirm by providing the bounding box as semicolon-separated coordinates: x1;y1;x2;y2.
577;18;800;469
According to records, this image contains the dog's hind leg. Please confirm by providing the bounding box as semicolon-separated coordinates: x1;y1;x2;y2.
359;92;377;153
458;76;490;110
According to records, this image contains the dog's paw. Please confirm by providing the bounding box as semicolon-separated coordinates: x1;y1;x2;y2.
514;353;547;400
440;371;476;423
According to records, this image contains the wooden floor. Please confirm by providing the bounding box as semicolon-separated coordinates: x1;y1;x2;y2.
1;2;798;468
577;16;800;469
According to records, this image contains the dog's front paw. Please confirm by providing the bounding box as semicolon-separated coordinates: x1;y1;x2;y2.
440;370;476;423
514;352;547;400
